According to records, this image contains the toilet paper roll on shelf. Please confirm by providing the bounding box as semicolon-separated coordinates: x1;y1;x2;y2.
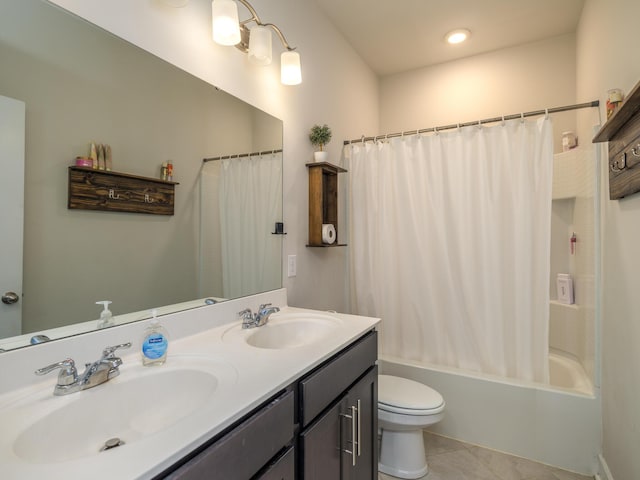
322;223;336;244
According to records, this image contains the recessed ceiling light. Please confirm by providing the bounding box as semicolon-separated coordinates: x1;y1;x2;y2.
445;29;471;45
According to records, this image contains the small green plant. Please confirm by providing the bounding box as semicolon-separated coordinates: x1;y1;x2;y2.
309;124;332;151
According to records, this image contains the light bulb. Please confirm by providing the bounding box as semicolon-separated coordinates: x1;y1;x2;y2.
211;0;241;46
281;51;301;85
248;25;272;65
446;29;471;45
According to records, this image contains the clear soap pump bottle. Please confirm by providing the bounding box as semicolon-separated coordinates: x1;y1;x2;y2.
141;309;169;366
96;301;114;329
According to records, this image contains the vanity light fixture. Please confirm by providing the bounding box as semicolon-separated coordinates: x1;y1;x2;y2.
445;28;471;45
211;0;302;85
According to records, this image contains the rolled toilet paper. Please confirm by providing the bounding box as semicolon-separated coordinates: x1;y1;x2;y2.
322;223;336;244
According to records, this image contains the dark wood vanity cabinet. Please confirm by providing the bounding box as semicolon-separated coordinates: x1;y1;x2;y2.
298;331;378;479
158;330;378;480
160;390;295;480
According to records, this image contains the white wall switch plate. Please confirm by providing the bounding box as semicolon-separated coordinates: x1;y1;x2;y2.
287;255;297;277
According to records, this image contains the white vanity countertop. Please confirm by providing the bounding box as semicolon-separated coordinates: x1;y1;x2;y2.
0;301;379;480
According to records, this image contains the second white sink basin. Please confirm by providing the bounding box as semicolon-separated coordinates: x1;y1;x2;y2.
4;355;237;465
223;312;343;349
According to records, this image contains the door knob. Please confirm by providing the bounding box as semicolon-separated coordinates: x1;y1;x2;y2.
2;292;19;305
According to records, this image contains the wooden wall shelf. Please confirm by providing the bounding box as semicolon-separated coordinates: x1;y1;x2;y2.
306;162;347;247
68;166;178;215
593;79;640;199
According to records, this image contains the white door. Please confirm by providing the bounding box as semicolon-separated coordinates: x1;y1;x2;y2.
0;95;25;338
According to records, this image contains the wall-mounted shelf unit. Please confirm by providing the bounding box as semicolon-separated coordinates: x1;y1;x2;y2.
306;162;347;247
68;166;178;215
593;78;640;199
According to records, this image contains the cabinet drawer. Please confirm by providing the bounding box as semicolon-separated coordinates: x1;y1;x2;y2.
299;330;377;427
164;390;294;480
255;445;295;480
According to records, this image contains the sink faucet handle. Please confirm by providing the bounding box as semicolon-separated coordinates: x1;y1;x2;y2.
102;342;132;358
258;303;272;312
35;358;78;386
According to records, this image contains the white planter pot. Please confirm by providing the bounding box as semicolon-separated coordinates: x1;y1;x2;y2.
313;151;328;162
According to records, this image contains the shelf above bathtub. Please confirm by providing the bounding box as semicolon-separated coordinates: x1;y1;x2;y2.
549;300;579;311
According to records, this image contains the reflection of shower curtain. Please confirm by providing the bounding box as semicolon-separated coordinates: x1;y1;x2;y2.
219;153;282;299
201;152;282;300
347;119;552;382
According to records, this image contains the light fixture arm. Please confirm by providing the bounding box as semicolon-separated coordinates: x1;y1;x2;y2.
235;0;295;51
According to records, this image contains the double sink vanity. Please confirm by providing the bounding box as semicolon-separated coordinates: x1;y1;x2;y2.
0;290;380;479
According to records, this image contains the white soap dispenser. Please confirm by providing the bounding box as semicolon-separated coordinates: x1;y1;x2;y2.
141;309;169;366
96;301;114;329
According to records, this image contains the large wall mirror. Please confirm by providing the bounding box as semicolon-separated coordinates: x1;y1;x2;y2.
0;0;283;350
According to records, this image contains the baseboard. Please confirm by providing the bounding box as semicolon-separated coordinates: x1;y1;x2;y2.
596;454;614;480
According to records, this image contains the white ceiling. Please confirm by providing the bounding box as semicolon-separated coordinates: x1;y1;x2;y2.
313;0;585;76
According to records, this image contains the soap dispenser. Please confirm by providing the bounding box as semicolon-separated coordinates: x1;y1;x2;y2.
96;301;114;329
141;309;169;366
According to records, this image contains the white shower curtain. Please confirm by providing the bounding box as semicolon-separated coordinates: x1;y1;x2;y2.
347;118;552;382
213;152;282;299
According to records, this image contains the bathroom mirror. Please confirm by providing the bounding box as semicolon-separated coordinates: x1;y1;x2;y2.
0;0;283;350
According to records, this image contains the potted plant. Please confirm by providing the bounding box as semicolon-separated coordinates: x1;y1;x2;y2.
309;124;332;162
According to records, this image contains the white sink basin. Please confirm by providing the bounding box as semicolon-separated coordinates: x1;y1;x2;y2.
223;312;342;349
3;355;237;464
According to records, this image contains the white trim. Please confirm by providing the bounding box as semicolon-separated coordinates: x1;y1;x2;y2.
597;454;614;480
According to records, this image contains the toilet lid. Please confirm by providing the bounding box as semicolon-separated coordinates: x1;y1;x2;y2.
378;375;444;414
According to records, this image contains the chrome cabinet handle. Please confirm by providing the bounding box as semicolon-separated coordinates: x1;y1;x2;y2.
350;405;357;466
356;399;361;457
340;409;357;466
632;144;640;157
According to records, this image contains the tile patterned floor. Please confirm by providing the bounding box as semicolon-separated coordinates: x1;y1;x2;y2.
378;431;593;480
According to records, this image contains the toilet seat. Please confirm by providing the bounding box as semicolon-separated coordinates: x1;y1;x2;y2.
378;375;445;415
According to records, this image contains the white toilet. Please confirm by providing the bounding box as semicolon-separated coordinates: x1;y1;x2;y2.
378;375;445;479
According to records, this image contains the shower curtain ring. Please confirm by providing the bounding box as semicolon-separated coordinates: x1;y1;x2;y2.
361;135;365;144
434;126;438;135
545;108;549;119
501;115;506;126
520;112;525;123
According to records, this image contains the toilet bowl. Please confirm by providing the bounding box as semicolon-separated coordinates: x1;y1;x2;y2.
378;375;445;479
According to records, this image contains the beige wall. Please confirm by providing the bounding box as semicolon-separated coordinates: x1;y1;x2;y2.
577;1;640;479
379;34;577;152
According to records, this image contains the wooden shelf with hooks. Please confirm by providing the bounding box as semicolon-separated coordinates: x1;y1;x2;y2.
593;78;640;199
68;166;178;215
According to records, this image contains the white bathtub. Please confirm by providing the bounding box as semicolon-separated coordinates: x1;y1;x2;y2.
549;349;592;395
379;354;600;476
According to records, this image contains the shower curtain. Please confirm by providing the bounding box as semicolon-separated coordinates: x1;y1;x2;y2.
347;118;552;382
201;152;282;300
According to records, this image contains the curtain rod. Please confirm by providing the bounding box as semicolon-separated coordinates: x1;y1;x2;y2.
203;148;283;163
343;100;600;145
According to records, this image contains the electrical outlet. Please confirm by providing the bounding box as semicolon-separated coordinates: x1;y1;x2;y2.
287;255;297;277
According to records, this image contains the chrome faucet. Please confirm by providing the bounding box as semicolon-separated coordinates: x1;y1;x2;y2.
239;303;280;329
35;342;131;396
